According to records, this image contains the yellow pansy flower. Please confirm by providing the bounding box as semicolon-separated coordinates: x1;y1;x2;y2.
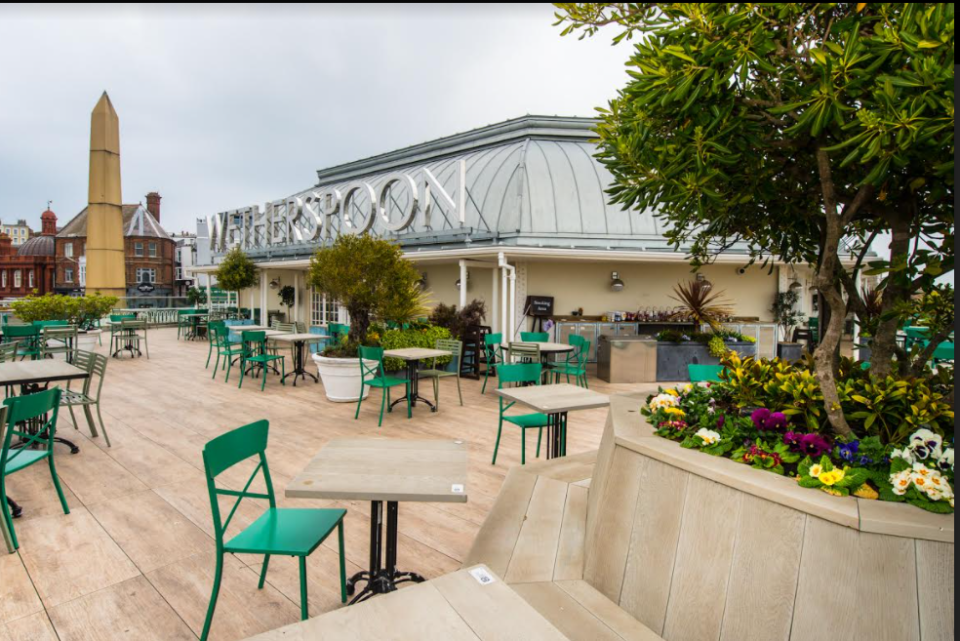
818;468;846;486
663;407;686;417
666;388;679;397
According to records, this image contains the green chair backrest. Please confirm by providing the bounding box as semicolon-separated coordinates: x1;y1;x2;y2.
275;322;296;333
295;322;307;334
110;314;136;323
497;363;542;415
358;345;387;382
2;388;62;468
3;324;39;340
202;420;276;547
508;342;540;364
33;320;69;328
688;364;723;382
484;333;503;361
520;332;549;342
0;341;19;362
73;350;108;400
240;330;267;356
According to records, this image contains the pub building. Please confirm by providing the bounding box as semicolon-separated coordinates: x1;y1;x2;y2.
193;116;865;365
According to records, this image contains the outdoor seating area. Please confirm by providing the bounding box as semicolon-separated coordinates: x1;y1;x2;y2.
0;326;638;640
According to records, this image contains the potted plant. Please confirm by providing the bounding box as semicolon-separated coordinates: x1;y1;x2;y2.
656;280;753;380
10;292;119;349
186;286;207;308
307;234;425;402
214;247;258;321
771;289;804;361
278;285;295;320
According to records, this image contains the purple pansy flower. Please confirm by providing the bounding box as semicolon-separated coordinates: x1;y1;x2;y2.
716;414;725;429
752;408;788;431
783;431;802;452
799;433;832;457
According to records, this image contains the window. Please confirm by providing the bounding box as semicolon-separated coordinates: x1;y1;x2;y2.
134;242;144;257
148;242;157;258
311;289;344;326
28;271;34;289
64;242;73;258
136;268;156;284
13;270;21;288
1;271;6;288
79;257;86;286
64;268;73;283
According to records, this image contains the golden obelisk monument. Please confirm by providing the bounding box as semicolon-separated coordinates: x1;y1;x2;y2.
85;92;126;300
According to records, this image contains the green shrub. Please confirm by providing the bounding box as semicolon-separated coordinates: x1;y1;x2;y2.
10;293;118;329
379;325;452;372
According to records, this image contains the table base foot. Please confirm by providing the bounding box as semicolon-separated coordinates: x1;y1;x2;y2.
346;568;426;605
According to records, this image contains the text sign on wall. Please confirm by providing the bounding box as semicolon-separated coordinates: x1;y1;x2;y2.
202;160;467;253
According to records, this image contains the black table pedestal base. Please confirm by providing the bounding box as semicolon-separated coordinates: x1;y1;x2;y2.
6;497;22;519
546;412;569;459
345;500;425;605
389;361;436;412
281;341;318;386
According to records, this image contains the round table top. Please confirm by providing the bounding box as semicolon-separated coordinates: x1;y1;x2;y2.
511;341;574;353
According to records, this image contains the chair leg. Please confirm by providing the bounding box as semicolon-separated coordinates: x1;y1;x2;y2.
354;384;364;420
96;404;111;447
521;428;526;465
406;384;411;419
67;404;80;431
200;553;224;641
338;521;347;604
238;359;245;389
298;556;309;621
536;427;543;458
82;405;99;439
0;479;18;550
432;377;439;411
47;455;70;515
258;554;270;589
492;419;503;465
456;376;463;406
378;389;386;427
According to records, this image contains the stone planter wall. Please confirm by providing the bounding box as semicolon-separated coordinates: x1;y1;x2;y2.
582;394;954;641
656;341;757;381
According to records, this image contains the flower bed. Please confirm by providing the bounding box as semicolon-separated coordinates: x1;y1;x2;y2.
642;353;955;513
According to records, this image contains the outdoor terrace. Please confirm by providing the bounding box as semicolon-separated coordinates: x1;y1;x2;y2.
1;327;652;641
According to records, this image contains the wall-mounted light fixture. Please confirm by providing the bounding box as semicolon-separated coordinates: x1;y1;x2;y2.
455;275;470;291
268;277;281;290
418;272;428;289
610;271;625;292
695;272;713;292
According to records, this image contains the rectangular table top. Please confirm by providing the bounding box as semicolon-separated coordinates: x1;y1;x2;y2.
509;341;575;354
383;347;451;361
0;360;89;386
268;332;326;342
227;324;273;332
493;383;610;414
286;438;469;503
244;565;569;641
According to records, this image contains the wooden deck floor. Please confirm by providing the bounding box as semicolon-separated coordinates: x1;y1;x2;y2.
1;328;659;641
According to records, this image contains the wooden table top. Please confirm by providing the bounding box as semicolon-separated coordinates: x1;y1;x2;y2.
0;360;89;386
227;324;273;332
268;333;326;342
493;383;610;414
286;438;469;503
383;347;451;361
244;565;569;641
511;341;575;353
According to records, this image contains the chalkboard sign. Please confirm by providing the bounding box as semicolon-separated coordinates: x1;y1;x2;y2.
525;295;554;317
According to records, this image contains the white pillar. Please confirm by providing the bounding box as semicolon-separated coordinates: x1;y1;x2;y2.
491;265;499;334
459;260;468;309
260;272;267;325
205;278;213;310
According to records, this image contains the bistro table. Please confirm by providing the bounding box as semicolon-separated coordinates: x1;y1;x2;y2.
245;565;569;641
493;383;609;459
383;347;451;412
181;313;209;340
287;438;468;605
269;332;323;385
230;328;286;377
509;341;574;369
0;360;89;526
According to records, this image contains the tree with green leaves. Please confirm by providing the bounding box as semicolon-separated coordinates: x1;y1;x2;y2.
214;247;258;310
307;234;423;347
554;3;954;437
186;286;207;307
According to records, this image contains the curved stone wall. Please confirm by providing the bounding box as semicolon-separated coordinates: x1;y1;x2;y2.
583;394;954;641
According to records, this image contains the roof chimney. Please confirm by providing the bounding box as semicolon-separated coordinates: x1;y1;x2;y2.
146;191;161;223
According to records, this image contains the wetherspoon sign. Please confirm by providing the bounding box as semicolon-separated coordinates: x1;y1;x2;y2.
202;159;467;253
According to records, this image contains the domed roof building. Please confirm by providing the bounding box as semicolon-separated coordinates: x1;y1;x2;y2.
0;206;57;298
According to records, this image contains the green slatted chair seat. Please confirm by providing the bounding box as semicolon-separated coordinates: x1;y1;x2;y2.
225;508;346;556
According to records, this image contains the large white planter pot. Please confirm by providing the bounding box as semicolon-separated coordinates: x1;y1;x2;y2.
312;354;373;403
78;331;101;350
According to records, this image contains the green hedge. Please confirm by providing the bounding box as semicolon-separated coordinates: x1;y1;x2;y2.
379;326;453;372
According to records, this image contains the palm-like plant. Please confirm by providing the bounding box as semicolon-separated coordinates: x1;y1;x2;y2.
669;280;733;330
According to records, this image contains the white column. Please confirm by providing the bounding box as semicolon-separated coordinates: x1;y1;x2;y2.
205;277;212;310
260;272;267;325
459;260;468;309
491;265;499;334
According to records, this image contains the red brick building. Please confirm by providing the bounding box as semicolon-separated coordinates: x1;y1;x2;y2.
0;207;57;298
54;192;177;301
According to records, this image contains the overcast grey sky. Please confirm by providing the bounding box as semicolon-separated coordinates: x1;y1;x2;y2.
0;3;631;235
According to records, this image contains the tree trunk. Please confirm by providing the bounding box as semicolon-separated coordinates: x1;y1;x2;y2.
868;212;912;378
347;305;370;346
812;149;854;438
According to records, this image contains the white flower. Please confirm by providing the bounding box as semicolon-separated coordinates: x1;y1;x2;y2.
648;393;680;411
891;448;916;464
890;470;913;496
938;448;954;472
695;428;721;446
908;428;943;461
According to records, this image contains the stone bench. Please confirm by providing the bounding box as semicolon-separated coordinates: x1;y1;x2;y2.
465;392;955;641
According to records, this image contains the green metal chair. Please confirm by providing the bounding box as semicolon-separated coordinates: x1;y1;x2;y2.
177;309;193;340
1;388;70;550
239;331;285;391
108;314;136;356
217;325;247;382
688;364;724;382
40;324;78;362
481;333;505;394
418;339;463;409
0;340;19;362
200;420;346;640
205;321;226;368
492;363;548;465
3;324;41;360
120;319;149;359
355;346;411;427
61;350;112;447
550;335;590;387
519;332;549;342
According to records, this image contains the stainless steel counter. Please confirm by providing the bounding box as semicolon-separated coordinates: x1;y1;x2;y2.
596;335;658;383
